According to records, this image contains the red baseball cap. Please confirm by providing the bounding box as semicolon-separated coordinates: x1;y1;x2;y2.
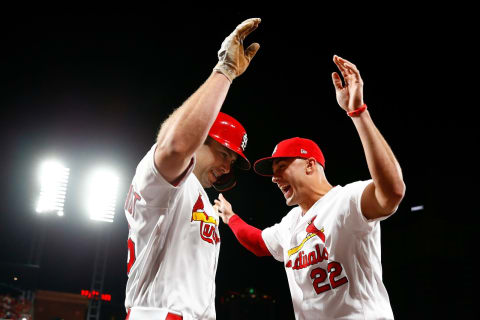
253;137;325;176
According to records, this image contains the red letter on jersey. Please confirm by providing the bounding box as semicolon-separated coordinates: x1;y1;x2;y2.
127;238;136;275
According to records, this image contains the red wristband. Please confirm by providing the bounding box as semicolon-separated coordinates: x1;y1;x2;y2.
347;104;367;117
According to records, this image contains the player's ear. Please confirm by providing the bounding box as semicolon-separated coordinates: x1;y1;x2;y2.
305;158;316;175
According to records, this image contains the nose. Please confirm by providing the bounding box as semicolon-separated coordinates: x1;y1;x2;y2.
272;175;279;184
221;159;232;174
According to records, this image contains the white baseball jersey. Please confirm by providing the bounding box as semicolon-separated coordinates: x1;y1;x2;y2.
262;180;395;320
124;143;221;320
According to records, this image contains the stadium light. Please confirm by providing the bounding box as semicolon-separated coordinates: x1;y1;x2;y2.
411;205;424;212
36;160;70;216
86;168;119;223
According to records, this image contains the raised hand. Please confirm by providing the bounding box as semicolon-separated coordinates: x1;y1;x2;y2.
332;55;364;112
213;18;261;82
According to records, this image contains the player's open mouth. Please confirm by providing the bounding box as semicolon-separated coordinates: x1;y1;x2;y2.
280;185;292;198
211;170;221;182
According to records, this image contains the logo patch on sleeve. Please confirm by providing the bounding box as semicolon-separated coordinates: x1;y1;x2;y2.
191;194;220;244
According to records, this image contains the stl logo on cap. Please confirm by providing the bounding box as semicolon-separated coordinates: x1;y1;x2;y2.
300;149;307;154
241;133;248;151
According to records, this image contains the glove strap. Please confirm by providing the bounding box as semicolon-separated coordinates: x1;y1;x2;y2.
213;63;234;83
347;104;367;117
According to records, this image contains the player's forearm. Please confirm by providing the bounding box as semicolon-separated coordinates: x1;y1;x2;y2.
352;110;406;209
228;215;271;257
157;72;231;156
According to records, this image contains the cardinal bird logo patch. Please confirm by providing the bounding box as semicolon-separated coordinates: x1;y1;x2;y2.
191;194;220;244
306;216;325;243
287;217;326;257
285;216;328;269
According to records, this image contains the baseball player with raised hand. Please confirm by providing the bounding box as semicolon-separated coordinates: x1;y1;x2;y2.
123;18;260;320
214;55;406;319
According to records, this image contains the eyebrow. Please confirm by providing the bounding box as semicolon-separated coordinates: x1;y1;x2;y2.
221;146;237;160
273;158;288;165
229;150;238;160
272;159;285;172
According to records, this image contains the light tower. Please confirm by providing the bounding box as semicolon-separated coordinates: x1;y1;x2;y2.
27;160;70;301
85;168;120;320
36;160;70;217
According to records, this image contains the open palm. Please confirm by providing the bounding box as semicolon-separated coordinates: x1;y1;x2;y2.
332;55;364;112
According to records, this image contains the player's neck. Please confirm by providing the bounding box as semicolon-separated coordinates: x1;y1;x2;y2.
299;182;333;215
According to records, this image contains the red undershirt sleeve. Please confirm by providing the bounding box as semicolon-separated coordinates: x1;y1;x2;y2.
228;214;271;257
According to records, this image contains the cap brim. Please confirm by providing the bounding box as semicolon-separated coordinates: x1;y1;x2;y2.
253;156;276;176
236;152;251;170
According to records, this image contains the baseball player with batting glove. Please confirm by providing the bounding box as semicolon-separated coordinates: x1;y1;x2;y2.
123;18;261;320
214;55;406;320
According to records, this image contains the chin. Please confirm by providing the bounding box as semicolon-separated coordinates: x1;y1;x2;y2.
285;197;297;207
205;181;214;189
200;176;213;189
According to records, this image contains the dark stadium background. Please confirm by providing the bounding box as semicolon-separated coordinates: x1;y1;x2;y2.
0;9;473;319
